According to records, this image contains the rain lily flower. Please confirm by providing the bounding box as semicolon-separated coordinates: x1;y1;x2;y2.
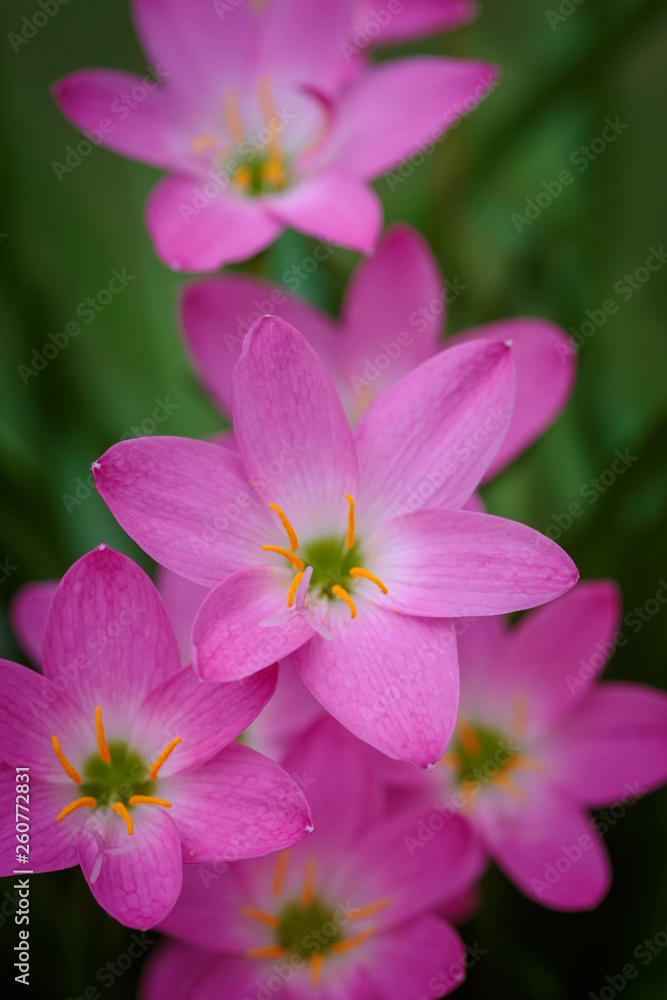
52;0;498;271
0;546;312;929
404;582;667;910
181;224;575;475
140;717;485;999
93;315;577;766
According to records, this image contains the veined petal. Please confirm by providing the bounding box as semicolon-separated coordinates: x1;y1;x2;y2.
0;768;79;875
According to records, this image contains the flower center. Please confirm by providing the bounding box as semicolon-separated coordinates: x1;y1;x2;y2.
52;707;181;835
261;496;387;620
242;852;391;987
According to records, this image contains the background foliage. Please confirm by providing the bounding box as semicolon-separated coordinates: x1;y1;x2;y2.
1;0;667;996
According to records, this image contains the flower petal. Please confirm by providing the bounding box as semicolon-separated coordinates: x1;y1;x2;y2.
372;509;578;616
161;743;312;862
268;170;382;255
135;664;278;775
450;318;575;478
353;339;515;527
232;315;358;529
156;568;209;664
362;0;477;42
245;660;326;762
140;939;212;1000
146;176;283;272
192;568;317;681
180;275;340;416
42;546;181;730
9;580;57;667
329;58;498;179
362;915;467;1000
93;438;272;587
78;805;183;929
0;767;78;875
291;604;459;767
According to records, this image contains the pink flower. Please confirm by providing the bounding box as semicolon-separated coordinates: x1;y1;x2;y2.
93;315;577;766
139;718;485;999
181;224;575;475
353;0;477;45
407;582;667;910
0;546;312;929
52;0;498;271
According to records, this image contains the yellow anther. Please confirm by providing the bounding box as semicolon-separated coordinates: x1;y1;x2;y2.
441;752;462;770
301;858;316;906
95;705;111;764
344;494;355;548
349;567;387;595
268;503;299;552
112;801;134;836
457;713;482;756
257;77;286;188
311;954;325;986
190;133;218;155
331;585;356;619
287;571;304;608
128;795;172;808
262;545;305;570
233;165;252;191
507;754;547;775
330;929;375;955
490;770;528;805
247;945;286;959
240;905;280;929
261;158;286;188
349;897;392;920
223;89;246;145
149;737;182;781
460;778;480;814
57;797;96;822
272;850;290;896
52;736;82;784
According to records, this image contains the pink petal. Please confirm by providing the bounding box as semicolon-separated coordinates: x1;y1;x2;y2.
156;567;209;664
93;438;272;587
291;605;459;767
9;580;57;667
140;939;212;1000
135;664;278;775
245;659;326;762
362;915;467;1000
78;805;183;928
143;948;277;1000
53;70;194;172
476;780;611;911
329;58;498;179
267;170;382;254
450;318;575;478
547;682;667;808
0;767;78;875
360;0;477;42
192;567;317;681
340;225;443;416
371;509;578;617
232;315;358;529
42;546;181;730
162;743;312;862
146;176;282;272
353;340;515;526
180;275;339;416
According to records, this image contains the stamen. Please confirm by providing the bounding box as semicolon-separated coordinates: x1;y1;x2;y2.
287;571;304;608
491;770;528;805
331;585;356;619
246;945;286;959
344;494;355;548
262;545;305;570
441;752;462;769
457;713;482;756
112;801;134;836
223;89;246;145
272;850;290;896
128;795;172;807
240;905;280;929
95;706;111;764
190;134;218;155
149;737;182;780
349;897;391;920
52;736;81;783
57;797;96;822
311;954;325;986
257;77;286;188
268;503;299;551
349;567;387;594
301;858;316;906
330;929;375;955
507;754;547;775
460;778;481;814
233;165;252;191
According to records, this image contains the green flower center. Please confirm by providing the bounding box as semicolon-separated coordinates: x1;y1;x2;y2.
80;741;153;808
448;723;511;780
302;537;363;598
276;898;343;958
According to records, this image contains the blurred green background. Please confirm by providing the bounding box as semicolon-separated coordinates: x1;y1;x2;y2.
1;0;667;996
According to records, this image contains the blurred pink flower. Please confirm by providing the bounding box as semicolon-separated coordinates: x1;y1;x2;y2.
140;717;485;999
354;0;477;46
52;0;497;271
93;315;577;766
0;546;311;929
181;224;576;476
